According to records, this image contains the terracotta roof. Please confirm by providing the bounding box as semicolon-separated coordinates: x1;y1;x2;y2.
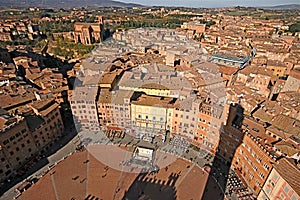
0;117;7;130
252;108;273;123
99;71;118;85
98;89;112;104
274;141;300;157
131;94;177;108
267;125;291;140
72;86;98;101
274;158;300;195
141;83;169;90
111;90;134;105
271;115;300;136
31;98;55;111
39;102;59;117
218;65;239;75
289;70;300;80
0;93;36;110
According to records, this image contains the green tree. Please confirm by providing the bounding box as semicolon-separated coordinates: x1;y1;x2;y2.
289;22;300;33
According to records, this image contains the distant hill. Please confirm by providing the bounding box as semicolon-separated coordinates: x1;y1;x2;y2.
0;0;142;9
262;4;300;10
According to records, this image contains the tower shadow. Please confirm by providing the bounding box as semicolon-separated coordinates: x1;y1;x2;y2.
123;171;179;200
202;103;245;200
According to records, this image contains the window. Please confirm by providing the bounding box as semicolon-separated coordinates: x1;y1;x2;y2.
284;186;290;193
263;163;270;171
9;136;15;141
252;128;259;132
266;187;271;194
274;174;279;181
256;180;260;186
269;180;275;187
3;140;9;145
257;157;262;163
249;173;254;180
259;172;264;179
291;195;297;200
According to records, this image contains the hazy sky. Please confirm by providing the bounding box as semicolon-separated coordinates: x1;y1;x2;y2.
118;0;300;8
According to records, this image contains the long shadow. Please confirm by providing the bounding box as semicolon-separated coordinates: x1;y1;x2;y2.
10;48;77;77
123;171;179;200
202;103;245;200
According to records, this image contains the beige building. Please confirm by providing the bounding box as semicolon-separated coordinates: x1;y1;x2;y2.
110;90;133;129
130;93;177;141
281;70;300;93
181;22;206;34
97;89;133;130
171;97;198;140
258;158;300;200
70;86;99;131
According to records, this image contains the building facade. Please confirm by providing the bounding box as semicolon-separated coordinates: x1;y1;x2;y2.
73;16;104;45
258;158;300;200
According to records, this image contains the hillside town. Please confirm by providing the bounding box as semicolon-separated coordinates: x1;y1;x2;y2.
0;5;299;200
